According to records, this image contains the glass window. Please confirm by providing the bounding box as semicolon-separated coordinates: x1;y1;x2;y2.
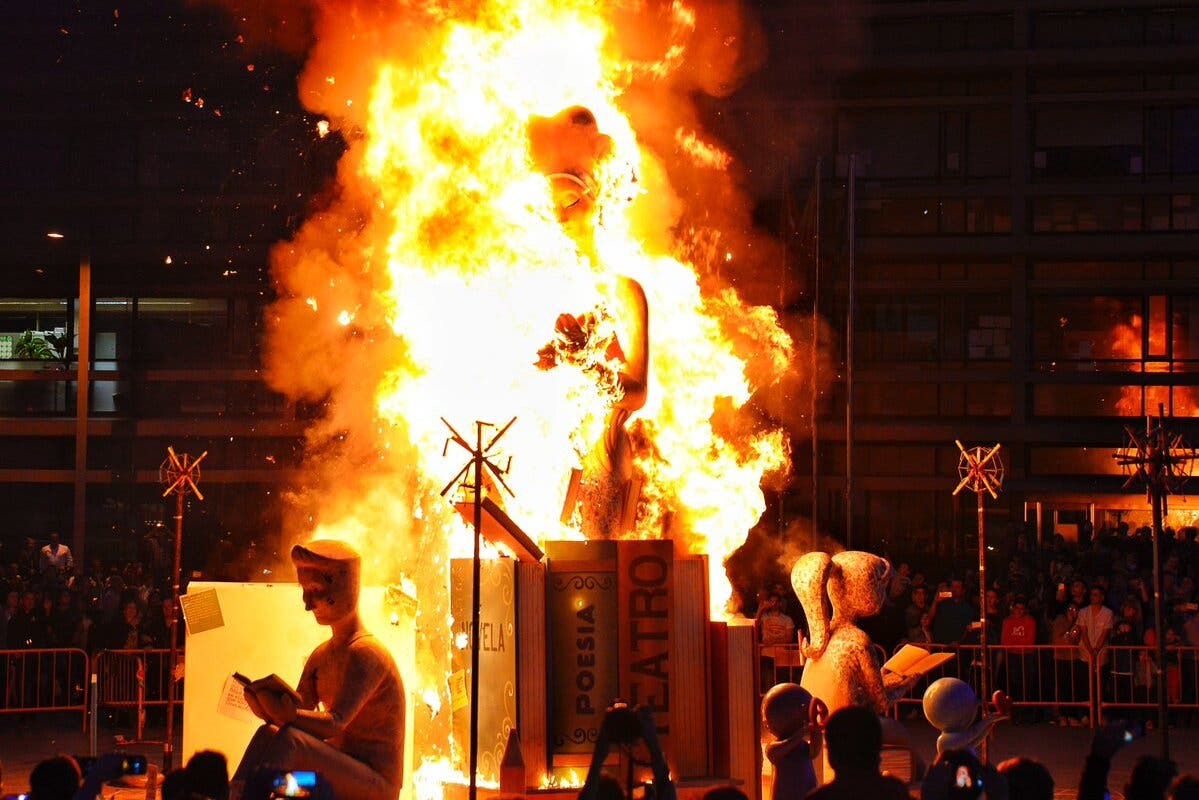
966;296;1012;360
1032;295;1142;364
859;197;939;235
1029;446;1121;476
859;381;939;417
1031;196;1143;233
1172;108;1199;173
1032;383;1136;417
967;198;1012;233
858;296;940;361
966;383;1012;416
1033;261;1143;281
839;110;940;179
1033;11;1143;48
1033;108;1142;177
0;299;70;361
134;298;229;366
968;108;1010;177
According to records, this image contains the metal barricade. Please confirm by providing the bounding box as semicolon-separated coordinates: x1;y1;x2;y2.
0;647;90;729
93;648;182;714
760;644;806;688
1097;645;1199;723
891;643;1094;725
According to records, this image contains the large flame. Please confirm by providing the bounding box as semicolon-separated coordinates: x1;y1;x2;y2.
251;0;796;788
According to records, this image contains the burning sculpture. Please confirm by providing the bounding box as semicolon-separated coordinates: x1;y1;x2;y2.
234;541;405;799
229;0;802;792
531;105;649;538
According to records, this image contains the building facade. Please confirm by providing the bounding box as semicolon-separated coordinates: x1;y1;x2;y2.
750;0;1199;565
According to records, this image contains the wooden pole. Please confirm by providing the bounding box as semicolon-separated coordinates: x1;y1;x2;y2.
164;486;183;770
469;422;483;800
1150;463;1170;759
977;491;990;764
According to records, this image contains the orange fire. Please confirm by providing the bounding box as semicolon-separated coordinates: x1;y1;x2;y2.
1111;313;1196;417
250;0;795;791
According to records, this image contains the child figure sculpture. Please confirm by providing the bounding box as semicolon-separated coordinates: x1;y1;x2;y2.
762;682;826;800
922;677;1009;758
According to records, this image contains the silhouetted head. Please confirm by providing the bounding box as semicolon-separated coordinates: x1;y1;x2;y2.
1126;755;1178;800
29;756;82;800
998;757;1053;800
824;706;882;774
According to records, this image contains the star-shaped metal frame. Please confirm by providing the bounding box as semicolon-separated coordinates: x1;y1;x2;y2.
439;417;516;500
1114;416;1195;511
954;440;1004;499
160;446;208;500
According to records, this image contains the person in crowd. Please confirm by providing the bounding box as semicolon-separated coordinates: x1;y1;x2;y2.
1077;584;1114;725
997;757;1052;800
1000;596;1037;723
889;562;912;601
107;600;152;650
930;579;974;644
921;748;1008;800
1171;776;1199;800
804;706;909;800
39;532;73;589
1110;597;1145;720
18;537;40;581
27;755;82;800
1125;756;1179;800
185;750;230;800
905;585;931;643
7;590;44;649
1049;602;1083;725
757;590;797;646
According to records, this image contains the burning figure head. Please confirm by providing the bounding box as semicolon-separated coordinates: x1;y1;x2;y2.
292;540;362;626
528;105;614;229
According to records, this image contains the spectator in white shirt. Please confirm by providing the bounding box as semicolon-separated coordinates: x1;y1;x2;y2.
40;531;73;587
1077;585;1115;726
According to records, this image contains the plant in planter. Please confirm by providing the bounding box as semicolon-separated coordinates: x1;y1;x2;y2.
13;330;56;360
43;330;72;367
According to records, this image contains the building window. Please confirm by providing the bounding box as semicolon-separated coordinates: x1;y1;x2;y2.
1033;11;1144;48
1031;196;1144;233
134;298;229;366
858;297;939;362
1033;107;1142;178
1032;295;1142;365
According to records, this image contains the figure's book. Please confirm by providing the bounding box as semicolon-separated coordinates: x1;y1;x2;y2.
233;672;304;705
882;644;955;678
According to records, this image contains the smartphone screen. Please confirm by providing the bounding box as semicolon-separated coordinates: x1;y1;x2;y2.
272;771;318;797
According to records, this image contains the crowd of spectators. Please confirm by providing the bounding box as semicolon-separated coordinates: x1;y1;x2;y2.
0;527;180;655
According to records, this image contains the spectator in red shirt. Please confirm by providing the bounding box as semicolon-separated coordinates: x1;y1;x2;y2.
1001;596;1038;723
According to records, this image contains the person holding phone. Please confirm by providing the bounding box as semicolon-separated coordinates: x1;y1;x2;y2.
930;580;974;645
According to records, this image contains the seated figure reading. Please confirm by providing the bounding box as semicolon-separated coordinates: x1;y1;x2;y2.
233;540;405;800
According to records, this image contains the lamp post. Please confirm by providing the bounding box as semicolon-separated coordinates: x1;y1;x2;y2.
953;440;1004;764
159;446;207;771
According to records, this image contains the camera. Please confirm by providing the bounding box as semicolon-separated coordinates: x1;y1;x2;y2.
74;754;147;776
271;771;319;798
937;750;985;799
603;703;643;745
